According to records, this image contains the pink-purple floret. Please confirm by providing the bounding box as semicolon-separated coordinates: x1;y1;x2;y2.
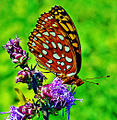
1;102;36;120
3;37;30;64
16;67;31;83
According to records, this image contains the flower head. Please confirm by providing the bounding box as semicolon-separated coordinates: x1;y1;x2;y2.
0;106;24;120
3;37;30;66
35;77;83;120
16;67;31;83
0;102;37;120
16;65;45;93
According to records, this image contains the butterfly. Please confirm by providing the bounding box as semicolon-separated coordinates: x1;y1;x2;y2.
28;5;84;86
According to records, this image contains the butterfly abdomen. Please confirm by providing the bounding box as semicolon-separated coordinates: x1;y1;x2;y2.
61;75;84;86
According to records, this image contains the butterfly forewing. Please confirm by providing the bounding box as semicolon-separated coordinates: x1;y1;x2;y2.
28;6;81;77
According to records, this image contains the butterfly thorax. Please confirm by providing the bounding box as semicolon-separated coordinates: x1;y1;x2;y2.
59;74;84;86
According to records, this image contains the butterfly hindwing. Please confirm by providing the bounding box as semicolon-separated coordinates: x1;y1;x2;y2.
28;6;81;77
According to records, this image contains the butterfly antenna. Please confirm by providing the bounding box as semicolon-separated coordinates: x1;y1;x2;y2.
37;64;52;74
38;64;47;70
83;75;110;85
83;80;99;85
85;75;110;80
41;71;51;73
33;63;38;70
31;64;33;70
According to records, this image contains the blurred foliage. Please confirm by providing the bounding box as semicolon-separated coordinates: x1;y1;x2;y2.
0;0;117;120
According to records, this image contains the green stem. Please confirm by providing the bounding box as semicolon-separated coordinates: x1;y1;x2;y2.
42;110;49;120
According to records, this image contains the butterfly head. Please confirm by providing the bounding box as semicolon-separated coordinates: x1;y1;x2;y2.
62;75;84;86
75;78;84;86
72;75;84;86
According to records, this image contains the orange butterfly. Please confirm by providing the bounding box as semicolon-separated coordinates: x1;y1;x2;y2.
28;6;84;86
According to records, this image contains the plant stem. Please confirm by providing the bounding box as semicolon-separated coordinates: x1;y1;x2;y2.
42;110;49;120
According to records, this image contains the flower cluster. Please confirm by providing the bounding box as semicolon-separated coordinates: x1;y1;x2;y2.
0;102;37;120
1;37;83;120
3;37;30;68
35;77;83;119
16;67;31;83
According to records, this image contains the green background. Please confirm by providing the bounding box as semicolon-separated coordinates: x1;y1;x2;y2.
0;0;117;120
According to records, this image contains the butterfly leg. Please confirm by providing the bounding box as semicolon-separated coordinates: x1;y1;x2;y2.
37;64;53;74
38;64;47;70
62;78;74;84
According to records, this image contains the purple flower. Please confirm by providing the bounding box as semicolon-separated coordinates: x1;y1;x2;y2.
16;66;45;93
3;37;30;65
0;106;24;120
0;102;37;120
18;102;36;119
16;67;31;83
35;77;83;120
